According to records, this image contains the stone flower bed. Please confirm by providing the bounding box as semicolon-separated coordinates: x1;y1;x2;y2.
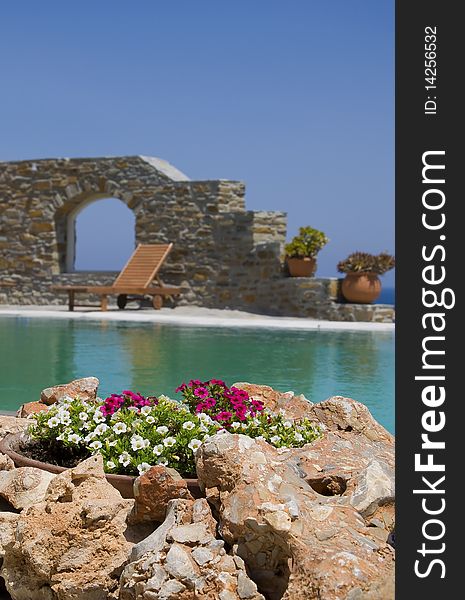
0;378;395;599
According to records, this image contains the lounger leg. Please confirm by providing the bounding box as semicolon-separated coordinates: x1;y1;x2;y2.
152;295;163;310
69;290;75;312
101;295;108;311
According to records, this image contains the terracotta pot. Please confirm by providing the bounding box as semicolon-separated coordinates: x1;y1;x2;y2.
341;272;381;304
287;257;316;277
0;432;202;500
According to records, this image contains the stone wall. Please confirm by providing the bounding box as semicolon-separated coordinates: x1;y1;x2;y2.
0;156;394;322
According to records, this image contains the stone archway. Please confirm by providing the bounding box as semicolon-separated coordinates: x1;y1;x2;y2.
0;155;294;315
66;196;136;272
54;190;135;274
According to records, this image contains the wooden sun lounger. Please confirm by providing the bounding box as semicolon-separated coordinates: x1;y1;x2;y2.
52;243;181;311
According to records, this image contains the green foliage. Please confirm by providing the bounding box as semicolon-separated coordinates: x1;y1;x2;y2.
285;226;329;259
337;251;395;275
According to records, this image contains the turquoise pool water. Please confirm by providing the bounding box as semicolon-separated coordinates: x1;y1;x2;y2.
0;317;394;433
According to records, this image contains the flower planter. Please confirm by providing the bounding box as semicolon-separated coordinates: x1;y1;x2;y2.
286;257;317;277
341;272;381;304
0;432;201;500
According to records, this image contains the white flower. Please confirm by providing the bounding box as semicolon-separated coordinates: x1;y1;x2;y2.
132;419;142;427
156;457;168;466
279;408;286;415
84;431;96;442
93;410;106;423
137;462;152;475
146;415;155;424
89;440;102;450
68;433;82;444
294;432;304;442
128;406;139;412
62;395;74;403
182;421;195;431
131;435;146;451
241;423;248;430
157;394;171;402
94;423;109;435
156;426;169;435
108;440;117;447
106;461;116;470
252;418;260;426
270;425;278;432
188;439;202;452
283;421;293;428
113;422;127;434
198;413;213;424
270;435;281;445
231;422;241;430
140;406;152;415
163;436;176;447
255;436;266;442
47;416;60;428
118;452;131;467
79;412;88;421
56;432;65;441
153;444;164;456
57;410;71;425
199;423;208;433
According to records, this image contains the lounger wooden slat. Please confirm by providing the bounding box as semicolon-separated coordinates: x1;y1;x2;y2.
52;243;181;311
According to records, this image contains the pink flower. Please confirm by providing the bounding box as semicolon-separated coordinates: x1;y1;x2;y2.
215;411;232;422
251;400;264;411
175;383;187;393
194;387;209;398
209;379;226;387
189;379;203;387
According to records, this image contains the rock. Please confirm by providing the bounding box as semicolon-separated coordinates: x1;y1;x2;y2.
40;376;99;405
191;547;214;565
306;396;393;443
237;571;259;598
164;543;198;580
0;453;14;472
131;465;194;523
0;416;29;441
0;512;19;560
233;382;313;420
287;426;394;521
1;454;134;600
120;498;265;600
195;431;394;600
349;459;395;517
16;401;49;418
0;467;55;510
158;579;186;599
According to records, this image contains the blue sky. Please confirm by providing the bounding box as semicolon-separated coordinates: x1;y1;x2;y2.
0;0;394;286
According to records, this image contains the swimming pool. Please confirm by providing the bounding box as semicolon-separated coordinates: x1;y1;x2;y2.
0;316;394;433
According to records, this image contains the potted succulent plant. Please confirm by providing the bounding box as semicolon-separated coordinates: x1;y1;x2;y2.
337;251;395;304
285;226;329;277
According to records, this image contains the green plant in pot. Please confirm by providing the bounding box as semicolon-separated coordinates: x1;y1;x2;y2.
285;226;329;277
337;251;395;304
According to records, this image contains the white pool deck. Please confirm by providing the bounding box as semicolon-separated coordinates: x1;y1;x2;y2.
0;305;394;332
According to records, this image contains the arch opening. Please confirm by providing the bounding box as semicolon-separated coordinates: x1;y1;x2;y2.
67;197;136;272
